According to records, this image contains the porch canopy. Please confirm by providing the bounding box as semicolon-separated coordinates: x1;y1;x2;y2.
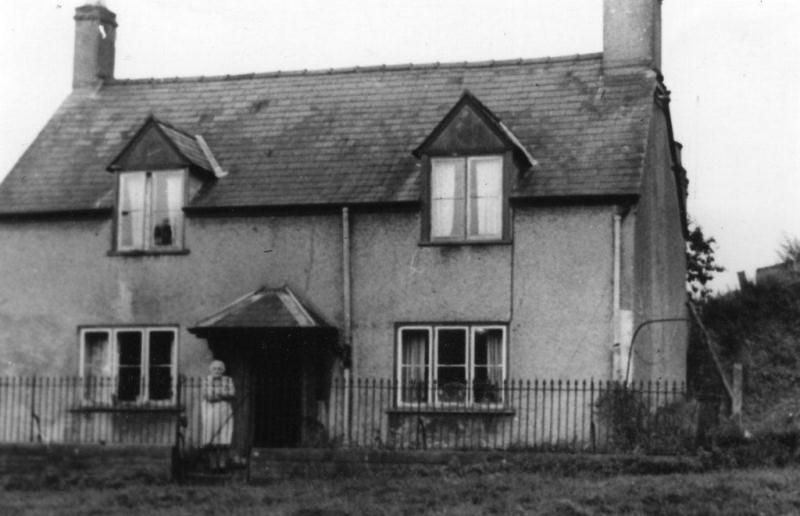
188;285;338;344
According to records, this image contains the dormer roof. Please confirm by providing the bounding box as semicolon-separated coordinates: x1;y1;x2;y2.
107;116;225;179
413;91;536;170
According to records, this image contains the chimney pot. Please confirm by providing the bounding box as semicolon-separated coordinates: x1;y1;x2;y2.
73;3;117;89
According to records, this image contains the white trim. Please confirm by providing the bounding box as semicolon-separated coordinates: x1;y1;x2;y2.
396;323;508;408
470;325;507;406
396;326;432;407
116;169;186;252
433;325;469;406
429;155;504;243
194;134;228;178
79;325;179;405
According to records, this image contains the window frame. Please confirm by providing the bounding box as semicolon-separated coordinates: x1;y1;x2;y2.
422;152;512;245
78;325;179;406
113;169;188;255
395;323;508;408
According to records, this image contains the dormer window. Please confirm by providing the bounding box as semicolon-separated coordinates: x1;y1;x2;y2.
107;116;227;256
431;155;503;241
415;92;535;245
117;170;185;251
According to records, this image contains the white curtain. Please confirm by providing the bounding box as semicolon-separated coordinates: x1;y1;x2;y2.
152;171;183;246
82;331;113;403
485;329;503;389
431;160;460;238
119;172;146;249
468;158;502;238
401;330;428;402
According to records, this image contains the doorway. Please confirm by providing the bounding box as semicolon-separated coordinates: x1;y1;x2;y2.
251;341;303;447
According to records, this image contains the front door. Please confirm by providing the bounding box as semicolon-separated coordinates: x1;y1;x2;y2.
251;341;303;447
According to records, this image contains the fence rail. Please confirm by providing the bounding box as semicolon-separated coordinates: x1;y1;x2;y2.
325;378;691;453
0;376;692;454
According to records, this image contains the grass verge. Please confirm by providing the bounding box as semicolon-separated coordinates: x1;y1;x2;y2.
4;466;800;515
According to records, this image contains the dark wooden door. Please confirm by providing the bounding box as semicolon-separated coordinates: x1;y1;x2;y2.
251;341;303;447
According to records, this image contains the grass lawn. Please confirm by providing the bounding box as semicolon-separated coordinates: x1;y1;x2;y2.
3;467;800;515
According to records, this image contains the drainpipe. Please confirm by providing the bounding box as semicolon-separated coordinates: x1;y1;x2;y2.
341;206;352;443
612;212;622;380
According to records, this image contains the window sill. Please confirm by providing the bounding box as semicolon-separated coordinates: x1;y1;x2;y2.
107;249;190;257
386;406;515;416
418;239;512;247
71;403;181;413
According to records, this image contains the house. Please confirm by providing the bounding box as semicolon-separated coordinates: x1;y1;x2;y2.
0;1;689;451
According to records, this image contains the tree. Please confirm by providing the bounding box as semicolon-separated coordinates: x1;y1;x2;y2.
686;223;724;301
776;235;800;263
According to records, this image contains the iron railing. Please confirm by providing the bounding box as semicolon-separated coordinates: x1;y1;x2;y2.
0;376;691;453
325;378;691;453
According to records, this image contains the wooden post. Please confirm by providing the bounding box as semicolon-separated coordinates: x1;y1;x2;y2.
732;363;743;426
737;271;748;289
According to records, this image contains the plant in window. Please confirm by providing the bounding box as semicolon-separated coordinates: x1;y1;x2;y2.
117;170;184;252
397;325;506;406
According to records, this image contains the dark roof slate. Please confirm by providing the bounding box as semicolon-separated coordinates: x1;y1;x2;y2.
0;54;657;214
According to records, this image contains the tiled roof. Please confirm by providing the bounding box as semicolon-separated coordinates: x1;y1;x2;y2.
0;54;656;214
190;286;331;331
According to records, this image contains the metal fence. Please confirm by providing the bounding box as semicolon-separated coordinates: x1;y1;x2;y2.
0;376;692;454
0;377;178;445
326;378;691;453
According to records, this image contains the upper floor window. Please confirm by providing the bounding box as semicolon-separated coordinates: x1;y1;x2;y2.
430;156;503;241
80;326;178;404
117;170;185;252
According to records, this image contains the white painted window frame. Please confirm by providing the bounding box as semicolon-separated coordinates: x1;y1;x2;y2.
396;324;507;407
79;326;179;405
116;169;186;252
429;155;504;242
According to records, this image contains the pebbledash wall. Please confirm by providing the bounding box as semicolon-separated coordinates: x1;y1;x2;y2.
0;204;625;382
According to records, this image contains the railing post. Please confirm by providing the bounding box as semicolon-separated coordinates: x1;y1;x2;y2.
29;376;37;443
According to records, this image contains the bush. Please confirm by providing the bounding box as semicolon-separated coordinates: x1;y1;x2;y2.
594;386;696;454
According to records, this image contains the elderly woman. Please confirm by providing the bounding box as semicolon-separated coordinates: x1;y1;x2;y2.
201;360;235;469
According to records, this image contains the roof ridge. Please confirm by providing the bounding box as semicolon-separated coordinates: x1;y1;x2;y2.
105;52;603;85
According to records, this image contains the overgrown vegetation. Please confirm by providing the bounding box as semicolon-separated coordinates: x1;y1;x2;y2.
777;234;800;263
686;222;725;301
700;281;800;432
594;387;696;455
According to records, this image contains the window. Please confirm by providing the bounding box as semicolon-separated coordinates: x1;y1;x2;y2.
430;156;503;241
117;170;185;252
79;327;178;404
397;325;506;406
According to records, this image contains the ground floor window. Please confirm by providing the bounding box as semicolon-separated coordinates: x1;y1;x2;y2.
79;326;178;404
396;324;506;406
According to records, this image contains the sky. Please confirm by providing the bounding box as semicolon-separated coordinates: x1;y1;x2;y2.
1;0;798;294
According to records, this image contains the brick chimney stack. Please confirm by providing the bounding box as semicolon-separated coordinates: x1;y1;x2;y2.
73;3;117;89
603;0;662;72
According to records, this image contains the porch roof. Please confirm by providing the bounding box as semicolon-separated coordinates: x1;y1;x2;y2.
189;286;333;334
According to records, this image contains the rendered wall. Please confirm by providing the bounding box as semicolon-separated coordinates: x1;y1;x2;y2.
1;203;619;384
0;214;343;377
631;108;689;384
350;206;616;382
